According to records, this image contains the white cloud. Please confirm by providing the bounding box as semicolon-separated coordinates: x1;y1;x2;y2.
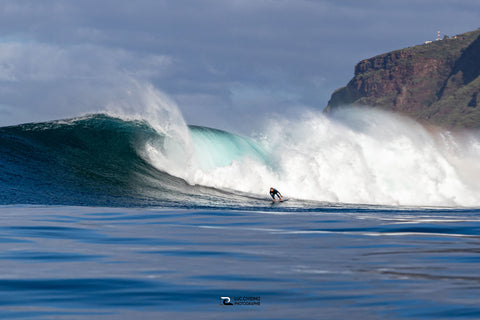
0;42;172;82
0;40;174;125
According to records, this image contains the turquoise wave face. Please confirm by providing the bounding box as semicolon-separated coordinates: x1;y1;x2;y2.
188;125;267;170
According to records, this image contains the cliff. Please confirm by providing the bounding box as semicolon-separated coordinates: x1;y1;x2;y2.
325;28;480;129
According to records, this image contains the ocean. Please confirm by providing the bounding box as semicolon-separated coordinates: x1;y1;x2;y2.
1;110;480;319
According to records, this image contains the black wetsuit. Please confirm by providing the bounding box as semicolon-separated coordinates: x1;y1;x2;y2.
270;188;282;200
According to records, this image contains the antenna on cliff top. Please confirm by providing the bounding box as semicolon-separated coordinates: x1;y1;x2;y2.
436;29;441;41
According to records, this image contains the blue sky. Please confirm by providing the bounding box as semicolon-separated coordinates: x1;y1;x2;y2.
0;0;479;132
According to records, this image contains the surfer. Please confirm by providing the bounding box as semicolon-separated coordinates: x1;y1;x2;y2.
270;187;283;201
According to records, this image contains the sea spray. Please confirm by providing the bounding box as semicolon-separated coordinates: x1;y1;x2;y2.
102;82;275;189
152;107;480;206
101;81;195;180
97;86;480;206
271;109;480;205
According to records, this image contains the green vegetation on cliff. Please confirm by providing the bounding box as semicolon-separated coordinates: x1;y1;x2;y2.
326;28;480;129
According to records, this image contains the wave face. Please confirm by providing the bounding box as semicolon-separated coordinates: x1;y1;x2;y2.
0;114;272;208
2;109;480;207
0;114;167;206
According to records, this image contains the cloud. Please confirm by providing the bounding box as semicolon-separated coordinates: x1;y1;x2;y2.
0;0;479;130
0;42;172;82
0;40;173;125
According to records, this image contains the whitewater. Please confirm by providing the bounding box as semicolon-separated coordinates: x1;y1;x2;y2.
112;85;480;207
171;110;480;207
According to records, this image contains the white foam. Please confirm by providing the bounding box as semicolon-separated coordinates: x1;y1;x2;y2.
178;108;480;206
119;86;480;207
265;109;480;206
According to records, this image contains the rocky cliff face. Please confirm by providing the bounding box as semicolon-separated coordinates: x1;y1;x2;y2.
326;29;480;129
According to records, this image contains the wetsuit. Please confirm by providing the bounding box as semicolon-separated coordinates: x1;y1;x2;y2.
270;188;282;201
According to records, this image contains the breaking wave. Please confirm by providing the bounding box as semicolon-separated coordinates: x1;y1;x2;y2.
2;86;480;207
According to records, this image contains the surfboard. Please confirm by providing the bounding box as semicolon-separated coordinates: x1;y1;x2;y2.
271;198;288;204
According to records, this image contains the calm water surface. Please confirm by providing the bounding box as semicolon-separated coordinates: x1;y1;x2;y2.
0;205;479;319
